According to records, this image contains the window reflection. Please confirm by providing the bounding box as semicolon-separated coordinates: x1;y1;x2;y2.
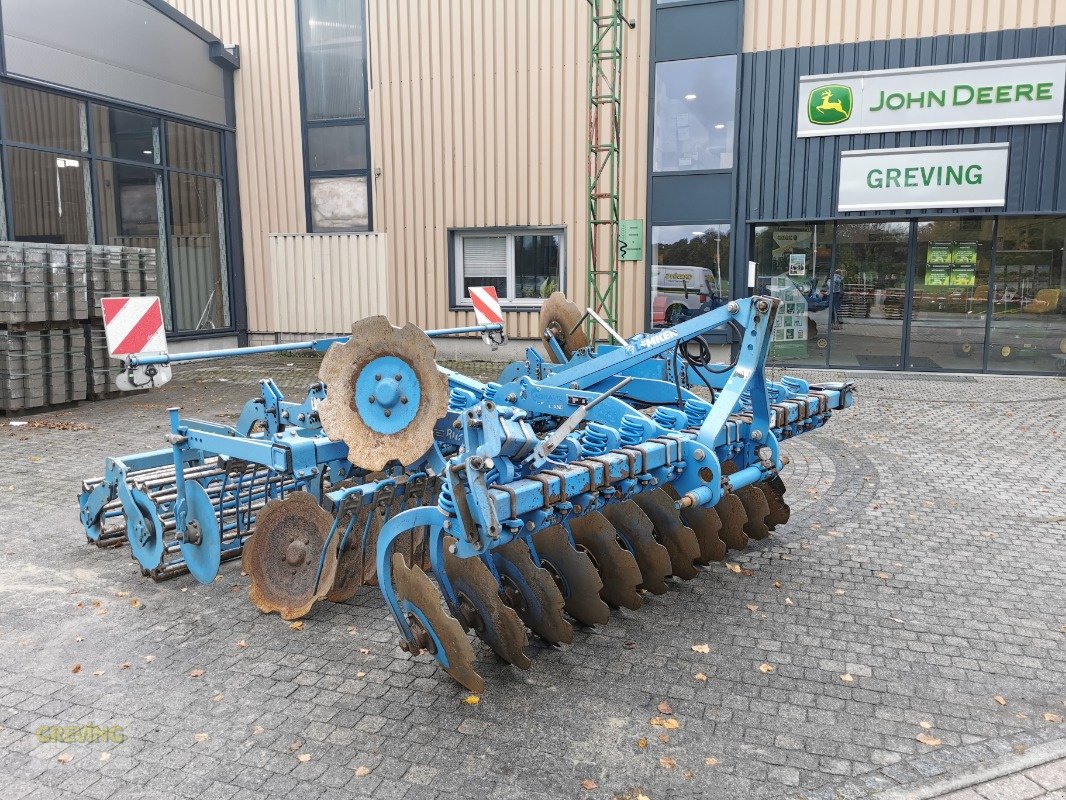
2;84;86;152
92;105;159;164
169;173;229;330
651;224;729;328
653;56;737;172
9;147;92;244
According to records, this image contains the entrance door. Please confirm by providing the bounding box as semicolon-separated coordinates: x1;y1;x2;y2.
829;221;910;369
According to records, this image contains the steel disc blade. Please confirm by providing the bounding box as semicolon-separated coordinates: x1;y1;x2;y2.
600;500;671;594
318;316;449;471
662;485;726;564
180;480;222;584
245;492;338;621
736;485;771;540
531;525;609;626
392;552;483;693
443;538;531;669
630;490;701;580
126;488;165;571
540;292;589;363
568;512;643;609
327;503;383;603
714;494;749;551
760;481;791;529
492;539;573;645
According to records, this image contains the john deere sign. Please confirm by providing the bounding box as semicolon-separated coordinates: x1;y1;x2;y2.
798;56;1066;137
838;143;1009;212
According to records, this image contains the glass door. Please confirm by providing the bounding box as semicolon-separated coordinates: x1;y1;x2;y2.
829;221;911;369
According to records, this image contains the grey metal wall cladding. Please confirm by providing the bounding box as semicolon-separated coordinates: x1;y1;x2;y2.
737;25;1066;223
655;2;740;60
1;0;227;125
651;173;733;223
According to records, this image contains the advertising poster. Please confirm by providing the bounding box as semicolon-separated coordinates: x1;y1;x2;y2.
925;266;951;286
952;242;978;265
788;253;807;276
949;266;976;287
927;242;953;265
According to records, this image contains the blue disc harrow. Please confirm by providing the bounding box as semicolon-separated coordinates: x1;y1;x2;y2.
79;296;853;690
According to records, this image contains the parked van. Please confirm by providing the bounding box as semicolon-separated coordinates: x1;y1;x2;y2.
651;265;722;327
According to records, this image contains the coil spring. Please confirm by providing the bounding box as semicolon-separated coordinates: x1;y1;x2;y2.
437;482;456;516
652;406;687;430
484;382;502;402
580;424;611;457
619;415;645;447
448;387;478;413
685;398;711;428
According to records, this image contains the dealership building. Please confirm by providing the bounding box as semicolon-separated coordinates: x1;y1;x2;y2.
0;0;1062;373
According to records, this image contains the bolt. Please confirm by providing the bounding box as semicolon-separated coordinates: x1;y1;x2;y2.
369;395;376;403
727;301;740;314
752;430;762;440
394;374;402;381
384;409;391;417
693;449;705;461
507;393;517;403
400;395;408;404
374;374;382;381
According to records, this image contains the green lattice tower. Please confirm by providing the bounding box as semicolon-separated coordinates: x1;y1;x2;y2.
586;0;630;342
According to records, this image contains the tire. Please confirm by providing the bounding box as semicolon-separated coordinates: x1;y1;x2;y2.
665;304;687;326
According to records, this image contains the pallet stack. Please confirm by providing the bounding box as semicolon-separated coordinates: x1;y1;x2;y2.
0;243;157;413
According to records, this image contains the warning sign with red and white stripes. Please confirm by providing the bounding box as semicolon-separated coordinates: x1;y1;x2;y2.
100;297;168;359
468;286;503;327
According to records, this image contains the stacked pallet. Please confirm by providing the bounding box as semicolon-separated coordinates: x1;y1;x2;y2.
0;243;157;413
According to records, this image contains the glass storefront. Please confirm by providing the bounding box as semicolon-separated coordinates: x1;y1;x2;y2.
753;217;1066;373
0;80;232;333
651;224;729;329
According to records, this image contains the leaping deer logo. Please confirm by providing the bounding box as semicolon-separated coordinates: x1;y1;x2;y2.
807;84;852;125
816;89;845;115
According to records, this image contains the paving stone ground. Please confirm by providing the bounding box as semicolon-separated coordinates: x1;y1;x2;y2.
0;356;1063;800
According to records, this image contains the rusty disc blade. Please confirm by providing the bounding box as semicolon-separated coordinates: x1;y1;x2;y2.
492;538;573;645
326;503;384;603
760;481;791;529
318;316;449;471
443;538;531;669
722;461;771;541
630;489;701;580
714;494;749;551
531;525;609;626
662;485;726;564
245;492;338;621
600;500;671;595
568;511;643;609
391;552;483;692
540;292;589;363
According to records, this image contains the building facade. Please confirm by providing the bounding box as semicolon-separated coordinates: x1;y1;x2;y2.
0;0;1062;373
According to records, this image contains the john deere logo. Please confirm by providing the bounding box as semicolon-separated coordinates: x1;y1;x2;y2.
807;84;853;125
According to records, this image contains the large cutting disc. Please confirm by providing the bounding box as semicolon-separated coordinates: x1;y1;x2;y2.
126;488;165;571
663;485;727;564
722;462;771;541
327;503;383;603
714;494;749;551
600;501;671;595
179;481;222;584
392;552;483;692
541;292;589;363
760;480;791;529
630;490;701;580
568;512;643;609
531;525;609;626
492;539;573;645
245;492;338;620
318;316;448;471
443;538;531;669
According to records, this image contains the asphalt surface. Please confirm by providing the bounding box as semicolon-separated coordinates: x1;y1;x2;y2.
0;356;1063;800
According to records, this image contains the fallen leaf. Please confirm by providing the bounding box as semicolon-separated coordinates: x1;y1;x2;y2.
694;673;707;682
916;733;942;747
71;664;82;674
115;591;130;598
919;721;932;729
691;644;710;654
348;627;358;635
189;668;205;678
725;563;741;573
745;604;759;613
289;621;304;631
99;752;110;762
194;733;209;743
212;694;224;703
1045;712;1063;723
773;581;782;589
840;673;854;683
354;766;371;777
658;734;670;744
580;779;598;790
659;757;677;769
877;572;891;580
684;770;694;779
657;700;673;714
1013;744;1027;755
637;738;648;749
56;753;73;764
464;695;480;705
741;568;754;577
143;654;156;662
357;671;366;678
75;637;84;642
889;617;905;624
252;726;266;735
296;753;311;763
236;640;247;649
785;597;794;606
130;598;142;609
119;662;131;670
834;589;846;596
359;648;370;655
705;757;719;766
92;670;105;677
649;717;679;729
994;695;1007;706
759;663;775;674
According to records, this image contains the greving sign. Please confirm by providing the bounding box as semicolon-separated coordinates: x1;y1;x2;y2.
798;56;1066;137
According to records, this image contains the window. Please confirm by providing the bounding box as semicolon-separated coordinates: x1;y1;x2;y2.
297;0;372;232
651;224;729;329
91;105;159;164
454;230;564;307
653;55;737;172
2;83;86;152
169;173;229;330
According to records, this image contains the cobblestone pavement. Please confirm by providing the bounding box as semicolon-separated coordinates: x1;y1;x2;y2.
936;755;1066;800
0;356;1063;800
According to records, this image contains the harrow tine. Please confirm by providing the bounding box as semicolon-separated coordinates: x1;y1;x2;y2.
392;552;483;693
600;501;671;595
662;486;726;564
443;538;531;669
492;539;573;645
630;490;701;580
531;525;609;626
760;481;791;529
722;462;771;541
714;494;749;551
568;512;643;609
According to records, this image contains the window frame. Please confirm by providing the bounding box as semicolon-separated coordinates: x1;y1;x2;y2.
450;227;566;311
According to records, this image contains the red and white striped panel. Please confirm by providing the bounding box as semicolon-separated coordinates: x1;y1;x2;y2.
468;286;503;326
100;297;168;358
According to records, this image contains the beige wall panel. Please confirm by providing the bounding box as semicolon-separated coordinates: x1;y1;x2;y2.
745;0;1064;51
166;0;306;335
369;0;651;339
270;233;389;335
